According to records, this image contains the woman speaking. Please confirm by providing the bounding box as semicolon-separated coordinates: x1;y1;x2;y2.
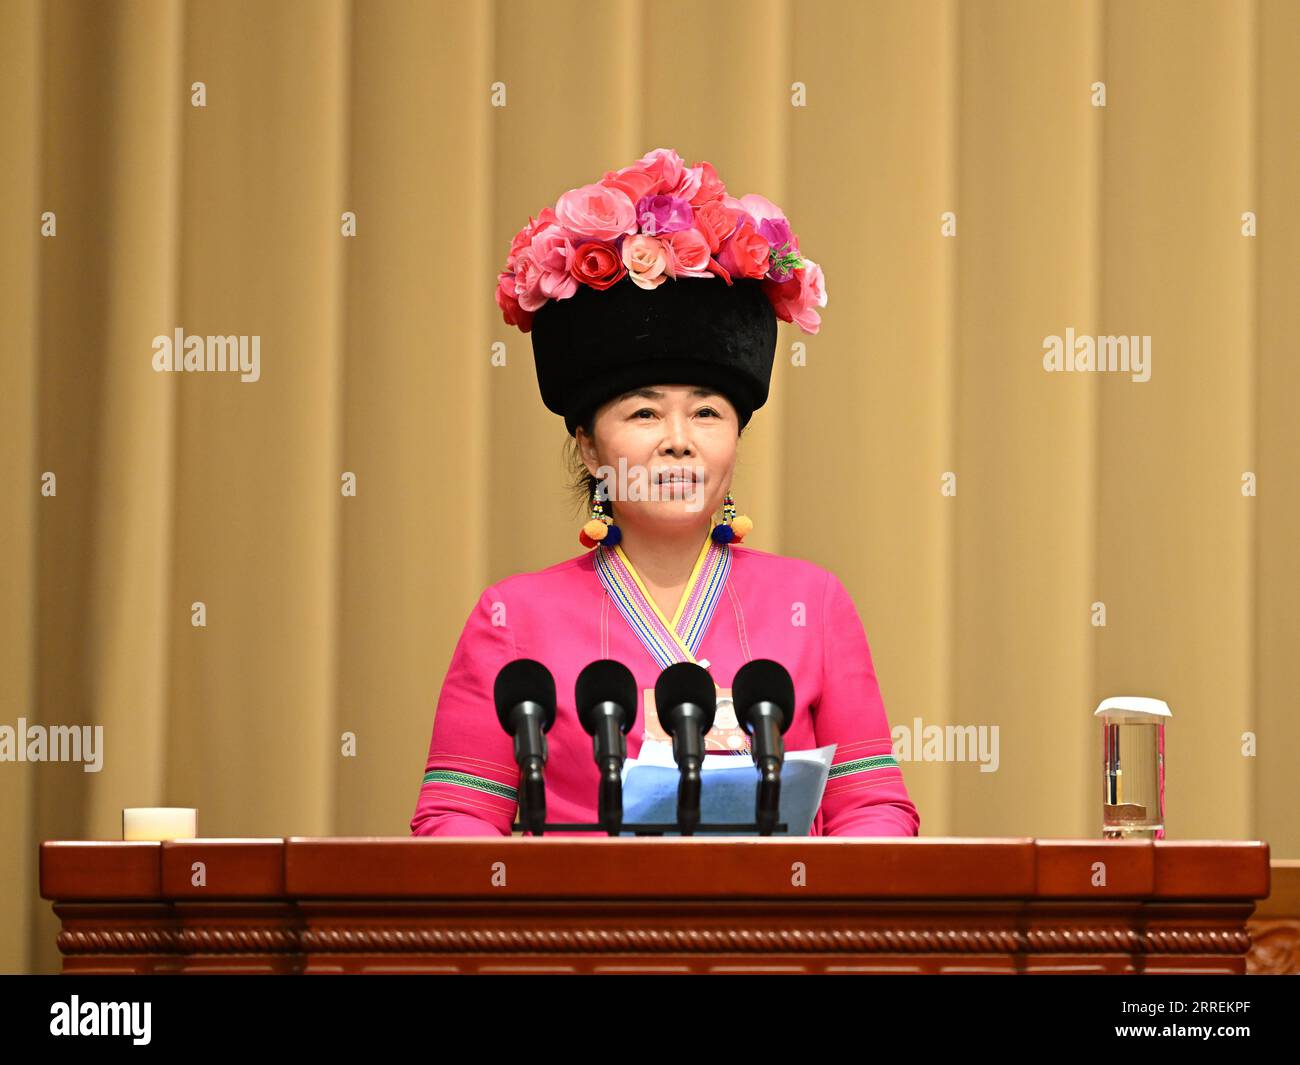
411;148;919;838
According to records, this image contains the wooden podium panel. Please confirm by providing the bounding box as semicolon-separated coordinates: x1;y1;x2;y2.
39;837;1270;975
1247;859;1300;974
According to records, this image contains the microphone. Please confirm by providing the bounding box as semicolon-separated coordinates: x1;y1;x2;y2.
654;662;717;835
494;659;557;835
575;660;638;836
733;659;795;835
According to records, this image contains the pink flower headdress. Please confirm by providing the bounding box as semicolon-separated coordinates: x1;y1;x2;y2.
496;147;827;335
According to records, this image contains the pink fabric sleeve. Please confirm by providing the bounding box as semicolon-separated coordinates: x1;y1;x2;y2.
410;584;521;837
812;570;921;837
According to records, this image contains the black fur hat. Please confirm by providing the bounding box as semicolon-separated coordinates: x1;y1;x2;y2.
530;275;777;436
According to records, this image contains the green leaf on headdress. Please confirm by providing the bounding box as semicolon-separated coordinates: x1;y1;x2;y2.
769;247;803;274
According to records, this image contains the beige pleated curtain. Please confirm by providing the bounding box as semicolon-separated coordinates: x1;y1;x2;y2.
2;0;1297;975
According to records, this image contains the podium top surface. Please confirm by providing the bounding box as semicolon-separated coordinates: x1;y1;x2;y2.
38;837;1271;902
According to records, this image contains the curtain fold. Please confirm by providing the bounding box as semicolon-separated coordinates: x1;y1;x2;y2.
0;0;42;979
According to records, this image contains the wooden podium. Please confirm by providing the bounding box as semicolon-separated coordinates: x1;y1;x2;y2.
39;837;1271;975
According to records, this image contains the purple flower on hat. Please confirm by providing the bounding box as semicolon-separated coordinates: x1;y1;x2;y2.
758;217;801;283
635;194;695;237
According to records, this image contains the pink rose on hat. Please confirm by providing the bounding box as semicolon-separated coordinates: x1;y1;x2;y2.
622;234;668;290
764;258;827;334
555;183;636;241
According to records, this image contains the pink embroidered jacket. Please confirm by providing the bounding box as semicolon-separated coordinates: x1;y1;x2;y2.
410;537;920;837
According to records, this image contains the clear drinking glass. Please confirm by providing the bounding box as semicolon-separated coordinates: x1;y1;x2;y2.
1095;697;1170;839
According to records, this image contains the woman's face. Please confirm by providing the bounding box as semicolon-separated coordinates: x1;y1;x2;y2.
577;383;738;532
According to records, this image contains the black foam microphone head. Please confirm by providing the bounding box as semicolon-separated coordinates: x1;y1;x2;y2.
732;659;795;734
494;659;557;732
654;662;718;734
575;659;638;735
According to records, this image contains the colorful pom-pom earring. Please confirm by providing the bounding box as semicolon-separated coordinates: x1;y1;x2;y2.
578;484;622;549
711;491;753;544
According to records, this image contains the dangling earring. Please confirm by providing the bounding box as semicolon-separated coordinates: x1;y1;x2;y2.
711;491;753;544
579;484;622;549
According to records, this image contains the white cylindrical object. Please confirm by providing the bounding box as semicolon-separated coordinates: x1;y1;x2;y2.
122;807;197;841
